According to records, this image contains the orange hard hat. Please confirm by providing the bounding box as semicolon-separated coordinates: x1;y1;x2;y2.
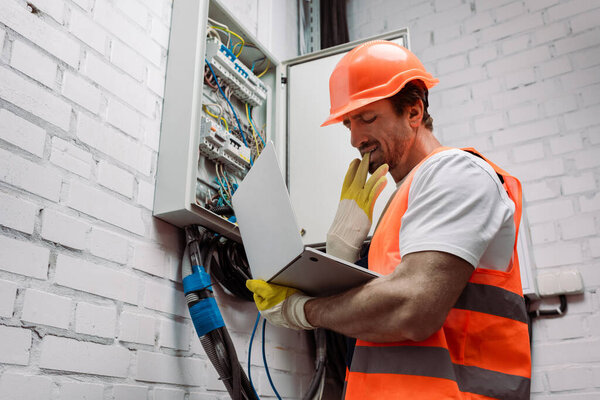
321;40;439;127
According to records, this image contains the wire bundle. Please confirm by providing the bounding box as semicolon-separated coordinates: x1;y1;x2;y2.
193;226;253;301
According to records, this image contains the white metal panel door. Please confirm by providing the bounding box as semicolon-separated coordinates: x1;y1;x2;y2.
286;33;407;245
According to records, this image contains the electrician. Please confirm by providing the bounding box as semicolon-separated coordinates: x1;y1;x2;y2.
247;40;531;399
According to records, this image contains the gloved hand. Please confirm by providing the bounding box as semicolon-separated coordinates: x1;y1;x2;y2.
246;279;315;330
327;152;388;262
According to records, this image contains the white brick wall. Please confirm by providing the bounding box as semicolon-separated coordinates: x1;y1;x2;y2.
0;235;49;279
0;326;31;365
40;335;130;377
0;372;53;400
0;108;46;158
41;207;90;249
21;288;72;329
55;253;139;304
75;301;116;338
0;192;39;234
0;0;305;398
0;279;17;318
118;309;156;345
59;381;105;400
49;136;94;179
347;0;600;398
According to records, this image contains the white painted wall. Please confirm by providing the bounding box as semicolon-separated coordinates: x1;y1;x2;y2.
0;0;304;399
347;0;600;397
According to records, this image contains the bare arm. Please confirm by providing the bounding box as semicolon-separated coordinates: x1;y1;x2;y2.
304;251;473;342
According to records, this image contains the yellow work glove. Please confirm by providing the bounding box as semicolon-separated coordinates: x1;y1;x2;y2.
326;152;388;262
246;279;315;330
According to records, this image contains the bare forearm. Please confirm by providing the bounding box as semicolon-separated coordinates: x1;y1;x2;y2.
304;252;474;343
304;273;418;342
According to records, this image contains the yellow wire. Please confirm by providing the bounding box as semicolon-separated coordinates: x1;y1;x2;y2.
245;103;261;156
210;26;244;57
203;106;229;131
256;58;270;78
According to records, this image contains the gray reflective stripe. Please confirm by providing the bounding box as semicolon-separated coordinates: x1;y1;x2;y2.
350;346;457;380
453;282;528;324
350;346;530;400
455;364;530;400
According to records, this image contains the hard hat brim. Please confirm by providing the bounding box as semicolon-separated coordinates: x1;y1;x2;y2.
320;75;439;127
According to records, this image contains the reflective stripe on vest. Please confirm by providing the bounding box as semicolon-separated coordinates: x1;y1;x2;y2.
344;147;531;400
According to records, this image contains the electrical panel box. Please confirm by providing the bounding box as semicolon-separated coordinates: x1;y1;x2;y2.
154;0;281;241
154;0;409;242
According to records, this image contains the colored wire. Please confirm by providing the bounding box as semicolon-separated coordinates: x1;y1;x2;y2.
215;165;232;206
262;320;282;400
248;105;266;147
207;18;231;47
210;25;244;57
205;59;251;153
248;312;261;399
221;164;233;199
203;106;229;131
245;103;261;156
256;59;270;78
251;57;266;72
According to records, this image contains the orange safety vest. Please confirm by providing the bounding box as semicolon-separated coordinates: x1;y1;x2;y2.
343;147;531;400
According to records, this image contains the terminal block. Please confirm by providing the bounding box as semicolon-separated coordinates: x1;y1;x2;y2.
199;116;228;160
223;135;251;173
205;37;267;107
199;115;250;174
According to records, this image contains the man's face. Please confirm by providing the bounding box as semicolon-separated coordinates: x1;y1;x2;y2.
342;98;416;182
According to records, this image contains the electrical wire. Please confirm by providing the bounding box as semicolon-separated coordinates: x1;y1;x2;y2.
256;58;271;78
203;105;229;131
245;103;262;156
262;320;282;400
210;25;245;57
208;18;231;47
248;312;261;399
205;59;251;155
251;56;266;72
221;164;234;200
215;164;233;206
248;105;266;147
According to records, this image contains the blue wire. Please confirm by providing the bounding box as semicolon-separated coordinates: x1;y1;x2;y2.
262;320;282;400
248;312;261;399
248;105;266;147
204;59;251;153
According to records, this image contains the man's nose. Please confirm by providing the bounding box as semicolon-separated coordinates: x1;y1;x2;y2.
350;127;368;149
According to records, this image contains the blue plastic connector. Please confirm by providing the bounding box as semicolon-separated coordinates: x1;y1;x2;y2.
183;266;225;337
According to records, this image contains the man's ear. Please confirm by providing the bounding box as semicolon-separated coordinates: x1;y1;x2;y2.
407;99;424;128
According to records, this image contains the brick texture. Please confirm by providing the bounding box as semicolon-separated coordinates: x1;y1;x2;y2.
21;288;72;329
0;326;32;365
39;335;130;377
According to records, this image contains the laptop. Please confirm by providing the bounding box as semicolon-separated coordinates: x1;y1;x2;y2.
232;141;380;297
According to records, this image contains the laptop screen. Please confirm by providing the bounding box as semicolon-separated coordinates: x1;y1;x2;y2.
232;142;305;281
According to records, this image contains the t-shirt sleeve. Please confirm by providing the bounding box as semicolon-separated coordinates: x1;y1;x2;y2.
399;151;515;268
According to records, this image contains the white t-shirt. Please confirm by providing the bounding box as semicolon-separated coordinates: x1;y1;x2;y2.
398;149;516;270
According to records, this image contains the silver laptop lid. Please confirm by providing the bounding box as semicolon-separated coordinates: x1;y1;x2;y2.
232;142;305;281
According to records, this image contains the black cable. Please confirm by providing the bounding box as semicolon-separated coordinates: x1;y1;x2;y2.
184;226;258;400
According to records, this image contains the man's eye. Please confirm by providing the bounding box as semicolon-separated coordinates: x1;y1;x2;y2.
363;116;376;124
